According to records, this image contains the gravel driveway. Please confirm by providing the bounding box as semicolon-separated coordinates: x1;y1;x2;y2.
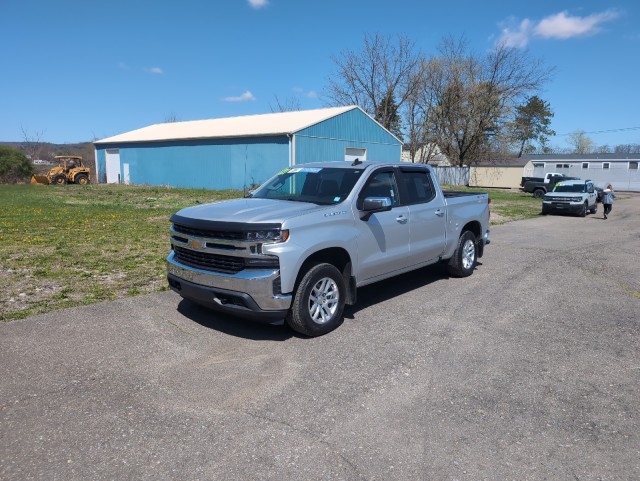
2;194;639;481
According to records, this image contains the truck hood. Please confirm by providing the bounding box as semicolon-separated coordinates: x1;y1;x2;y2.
545;192;585;200
173;198;326;224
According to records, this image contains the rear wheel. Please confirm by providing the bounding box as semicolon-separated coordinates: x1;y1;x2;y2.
52;174;66;185
447;231;477;278
533;189;545;199
286;263;345;337
75;173;89;185
589;202;597;214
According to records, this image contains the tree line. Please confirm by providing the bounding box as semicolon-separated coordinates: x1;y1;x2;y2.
324;34;640;164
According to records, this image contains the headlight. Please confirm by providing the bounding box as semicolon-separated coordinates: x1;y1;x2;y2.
246;229;289;243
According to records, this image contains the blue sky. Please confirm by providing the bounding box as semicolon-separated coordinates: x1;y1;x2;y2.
1;0;639;150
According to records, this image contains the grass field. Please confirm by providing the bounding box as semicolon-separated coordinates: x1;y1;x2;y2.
0;183;541;321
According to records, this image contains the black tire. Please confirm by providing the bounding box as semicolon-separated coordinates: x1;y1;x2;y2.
579;201;587;217
52;174;66;185
447;231;477;278
286;263;346;337
589;202;597;214
74;173;89;185
533;189;545;199
541;205;549;215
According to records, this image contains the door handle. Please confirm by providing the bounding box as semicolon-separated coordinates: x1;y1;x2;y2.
435;209;445;217
396;215;408;224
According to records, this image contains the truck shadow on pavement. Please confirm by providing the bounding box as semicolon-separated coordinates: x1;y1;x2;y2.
175;262;477;339
344;262;460;319
177;300;294;341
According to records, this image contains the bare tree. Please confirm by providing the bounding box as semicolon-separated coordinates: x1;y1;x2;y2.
402;58;442;163
567;130;594;154
164;112;180;123
326;33;423;132
20;126;47;162
427;37;552;166
269;94;302;112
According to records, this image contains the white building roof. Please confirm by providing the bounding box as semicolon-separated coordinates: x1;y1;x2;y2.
95;106;359;144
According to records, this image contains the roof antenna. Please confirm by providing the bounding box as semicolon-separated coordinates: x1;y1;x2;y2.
351;158;362;166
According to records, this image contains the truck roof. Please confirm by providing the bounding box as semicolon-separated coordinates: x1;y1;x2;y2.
293;160;427;170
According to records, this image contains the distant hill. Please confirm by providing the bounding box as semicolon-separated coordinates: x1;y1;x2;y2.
0;141;94;162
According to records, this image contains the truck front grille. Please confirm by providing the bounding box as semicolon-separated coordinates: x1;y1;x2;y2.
173;246;245;274
173;223;245;241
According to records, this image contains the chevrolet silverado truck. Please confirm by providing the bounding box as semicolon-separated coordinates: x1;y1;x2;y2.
167;161;490;336
520;172;565;188
541;179;598;217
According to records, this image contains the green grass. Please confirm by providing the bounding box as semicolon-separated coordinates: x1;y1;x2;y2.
0;183;541;321
452;186;543;224
0;184;241;321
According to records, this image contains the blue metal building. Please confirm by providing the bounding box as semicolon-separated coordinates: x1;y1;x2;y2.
93;106;401;190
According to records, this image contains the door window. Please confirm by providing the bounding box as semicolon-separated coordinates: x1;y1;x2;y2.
360;171;399;206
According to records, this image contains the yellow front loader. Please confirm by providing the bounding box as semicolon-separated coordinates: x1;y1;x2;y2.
31;156;90;185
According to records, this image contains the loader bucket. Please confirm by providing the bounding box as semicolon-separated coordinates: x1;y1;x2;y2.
31;175;50;185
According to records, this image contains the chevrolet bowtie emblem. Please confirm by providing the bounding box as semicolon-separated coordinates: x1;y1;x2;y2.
189;239;204;249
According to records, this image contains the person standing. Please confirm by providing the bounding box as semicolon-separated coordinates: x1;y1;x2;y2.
602;184;616;219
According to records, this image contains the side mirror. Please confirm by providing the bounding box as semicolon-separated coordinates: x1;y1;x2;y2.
360;196;392;221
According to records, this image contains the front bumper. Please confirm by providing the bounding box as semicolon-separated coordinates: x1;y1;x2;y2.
167;251;291;322
543;201;584;214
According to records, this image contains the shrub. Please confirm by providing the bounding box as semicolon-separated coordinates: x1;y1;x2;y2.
0;146;34;183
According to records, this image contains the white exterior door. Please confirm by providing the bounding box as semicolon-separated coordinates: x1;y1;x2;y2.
105;149;121;184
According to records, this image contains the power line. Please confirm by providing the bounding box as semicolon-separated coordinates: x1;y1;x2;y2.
555;126;640;137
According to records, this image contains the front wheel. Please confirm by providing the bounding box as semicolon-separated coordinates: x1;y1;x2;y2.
286;263;346;337
579;201;587;217
52;174;66;185
447;231;477;278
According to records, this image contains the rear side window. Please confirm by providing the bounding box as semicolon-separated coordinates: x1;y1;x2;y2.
399;170;436;204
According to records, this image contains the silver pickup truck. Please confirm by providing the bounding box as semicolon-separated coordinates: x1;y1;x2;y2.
167;161;490;336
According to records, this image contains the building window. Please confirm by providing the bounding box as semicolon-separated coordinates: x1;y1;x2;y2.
345;147;366;162
603;162;610;169
582;162;589;169
629;161;639;170
532;162;544;168
556;163;570;169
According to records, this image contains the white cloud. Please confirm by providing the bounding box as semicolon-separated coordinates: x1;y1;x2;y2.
248;0;268;9
147;67;164;74
223;90;256;102
498;9;619;47
292;86;319;99
535;10;619;39
498;18;533;48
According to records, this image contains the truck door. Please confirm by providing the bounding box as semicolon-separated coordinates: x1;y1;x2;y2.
397;167;446;264
356;169;412;282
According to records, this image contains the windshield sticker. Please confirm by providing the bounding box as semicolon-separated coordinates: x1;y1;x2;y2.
333;196;341;202
278;167;291;175
289;167;322;174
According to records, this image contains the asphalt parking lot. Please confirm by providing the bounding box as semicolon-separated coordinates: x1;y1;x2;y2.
2;195;639;481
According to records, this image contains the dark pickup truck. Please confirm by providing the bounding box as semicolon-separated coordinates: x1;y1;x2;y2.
521;174;580;199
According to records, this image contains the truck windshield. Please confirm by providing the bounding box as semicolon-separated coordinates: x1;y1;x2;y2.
554;184;586;193
251;167;364;205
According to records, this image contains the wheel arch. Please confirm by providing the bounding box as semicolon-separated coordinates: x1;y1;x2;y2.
293;247;356;305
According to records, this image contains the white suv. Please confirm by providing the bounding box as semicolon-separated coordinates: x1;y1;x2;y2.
542;179;598;217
